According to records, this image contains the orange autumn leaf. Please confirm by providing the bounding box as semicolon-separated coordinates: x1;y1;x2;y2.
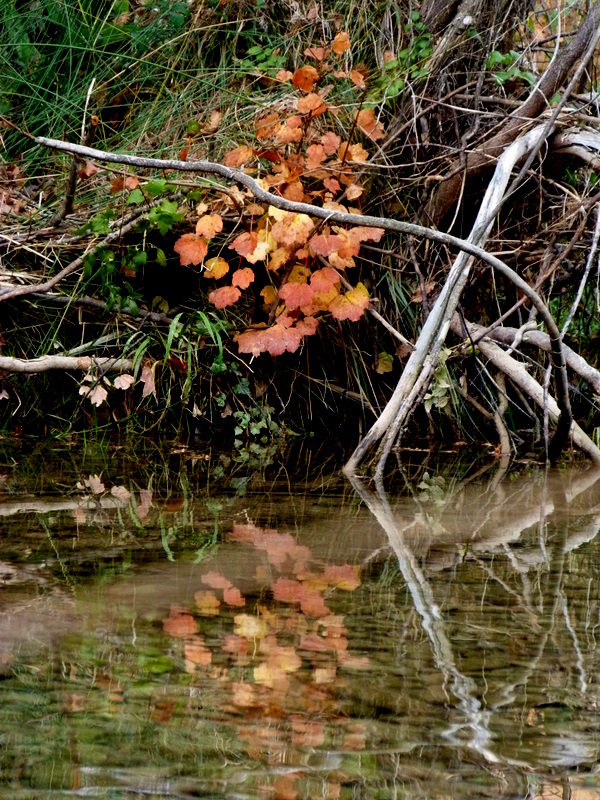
208;285;241;308
329;282;370;321
354;108;386;141
306;143;326;169
282;181;304;202
275;69;294;82
338;141;369;162
323;177;341;194
174;233;208;266
293;65;320;91
279;281;315;309
230;230;258;257
255;112;280;140
224;145;253;167
310;266;340;292
195;213;223;239
77;160;98;179
345;182;364;200
203;256;229;279
310;233;345;256
270;212;314;248
349;69;367;88
268;247;291;271
332;31;351;54
110;175;139;193
321;130;341;155
304;46;329;60
297;93;326;114
232;267;255;289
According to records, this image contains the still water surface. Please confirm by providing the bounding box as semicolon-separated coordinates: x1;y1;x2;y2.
1;444;600;799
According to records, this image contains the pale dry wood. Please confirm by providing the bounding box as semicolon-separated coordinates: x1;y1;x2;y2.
0;355;133;373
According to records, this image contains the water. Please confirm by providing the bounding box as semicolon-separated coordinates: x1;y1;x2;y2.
1;443;600;799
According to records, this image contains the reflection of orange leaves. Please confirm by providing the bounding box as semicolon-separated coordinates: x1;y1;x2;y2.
229;521;261;543
272;577;304;603
223;586;245;607
174;233;208;266
304;46;328;60
184;636;212;670
234;613;269;639
232;267;255;289
313;666;337;684
265;643;302;673
291;719;325;747
224;145;253;167
195;213;223;239
342;722;368;750
150;698;176;725
254;662;289;691
299;633;330;652
223;634;249;663
297;93;326;114
255;112;280;140
208;285;241;309
293;65;319;91
279;282;315;309
203;256;229;279
232;682;256;707
322;563;361;590
329;283;370;321
300;590;331;618
354;108;386;141
332;31;351;54
311;267;340;292
338;652;371;670
194;590;221;616
201;571;231;590
273;774;300;800
163;608;197;638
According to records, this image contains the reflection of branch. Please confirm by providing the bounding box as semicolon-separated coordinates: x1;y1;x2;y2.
347;473;502;765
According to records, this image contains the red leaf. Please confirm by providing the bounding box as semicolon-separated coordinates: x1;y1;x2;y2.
310;233;344;256
230;231;258;257
179;146;189;161
232;267;255;289
279;282;315;309
195;213;223;239
272;577;303;603
163;610;197;638
174;233;208;266
310;267;340;292
208;285;242;308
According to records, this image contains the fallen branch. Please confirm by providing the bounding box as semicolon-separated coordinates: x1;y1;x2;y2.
0;355;133;374
452;317;600;464
345;126;572;476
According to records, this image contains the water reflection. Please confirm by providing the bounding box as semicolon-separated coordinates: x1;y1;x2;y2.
1;449;600;799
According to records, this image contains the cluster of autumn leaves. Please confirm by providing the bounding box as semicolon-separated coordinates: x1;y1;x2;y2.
161;519;369;765
172;31;387;357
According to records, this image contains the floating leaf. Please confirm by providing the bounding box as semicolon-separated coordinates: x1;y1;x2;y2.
174;233;208;266
208;285;241;308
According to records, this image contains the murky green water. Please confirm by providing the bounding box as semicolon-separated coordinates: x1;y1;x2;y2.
1;443;600;799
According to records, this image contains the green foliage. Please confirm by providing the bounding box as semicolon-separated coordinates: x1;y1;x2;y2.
486;50;536;87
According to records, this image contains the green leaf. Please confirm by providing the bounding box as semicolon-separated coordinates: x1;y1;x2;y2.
126;187;144;205
155;247;167;267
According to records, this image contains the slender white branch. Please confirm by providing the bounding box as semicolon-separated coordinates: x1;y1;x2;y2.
0;355;133;373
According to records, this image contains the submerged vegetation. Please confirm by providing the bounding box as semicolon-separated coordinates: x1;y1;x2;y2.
1;0;600;472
